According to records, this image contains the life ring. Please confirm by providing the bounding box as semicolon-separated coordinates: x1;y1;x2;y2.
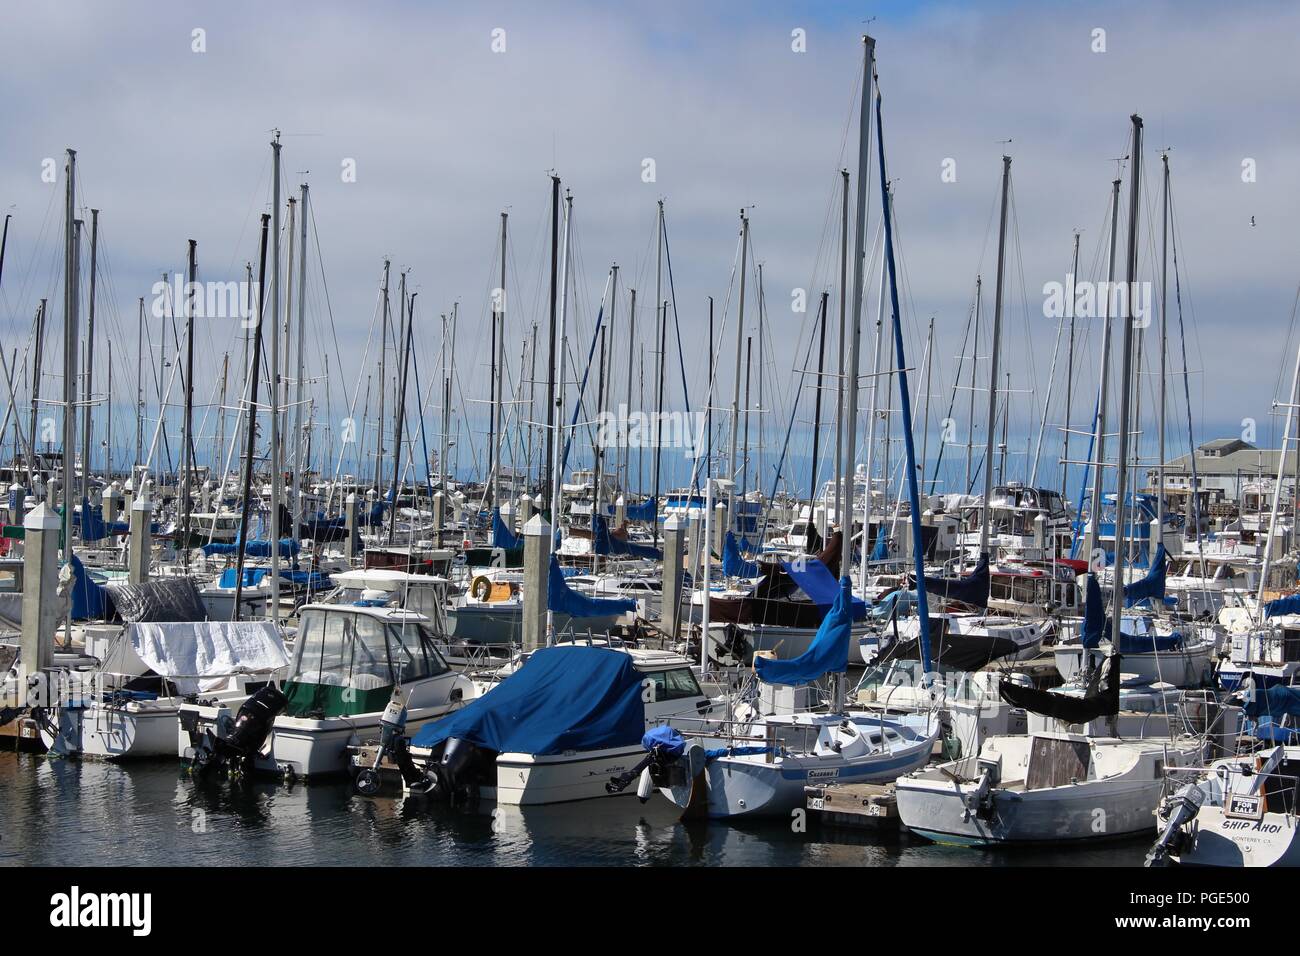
470;575;493;602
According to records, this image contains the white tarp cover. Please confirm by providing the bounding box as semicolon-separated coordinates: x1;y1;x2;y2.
128;621;289;694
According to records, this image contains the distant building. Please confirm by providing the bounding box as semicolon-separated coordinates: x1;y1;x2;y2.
1149;438;1297;507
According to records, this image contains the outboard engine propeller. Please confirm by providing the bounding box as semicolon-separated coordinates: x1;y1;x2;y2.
192;684;288;778
355;688;413;796
1146;784;1205;867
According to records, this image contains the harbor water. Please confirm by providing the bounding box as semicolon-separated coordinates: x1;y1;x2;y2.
0;751;1147;867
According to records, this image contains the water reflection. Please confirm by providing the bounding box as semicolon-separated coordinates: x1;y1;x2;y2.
0;752;1145;867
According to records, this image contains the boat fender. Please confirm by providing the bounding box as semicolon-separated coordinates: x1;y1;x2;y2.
636;766;655;802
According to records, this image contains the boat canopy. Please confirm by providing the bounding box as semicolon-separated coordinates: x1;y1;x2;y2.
754;576;853;686
625;498;656;523
1265;594;1300;618
409;645;645;755
283;607;449;717
201;537;302;559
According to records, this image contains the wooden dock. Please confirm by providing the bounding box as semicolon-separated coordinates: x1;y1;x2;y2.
805;781;899;830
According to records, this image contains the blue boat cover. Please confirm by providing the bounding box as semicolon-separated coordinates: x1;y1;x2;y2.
642;724;686;755
754;575;853;686
201;537;302;558
1124;544;1168;607
79;500;130;542
547;556;637;618
625;498;656;522
870;588;914;619
219;567;270;588
592;514;661;560
1265;594;1300;618
68;554;110;621
723;531;760;577
921;553;989;608
780;557;868;620
1244;684;1300;721
492;509;522;550
870;527;889;561
409;645;646;754
1081;573;1107;650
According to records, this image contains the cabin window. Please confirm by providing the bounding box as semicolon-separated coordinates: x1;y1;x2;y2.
643;667;703;702
387;621;450;681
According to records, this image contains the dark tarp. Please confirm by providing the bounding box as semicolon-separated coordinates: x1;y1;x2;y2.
592;514;661;560
1081;572;1107;650
409;645;646;754
1244;685;1300;721
754;576;853;686
108;577;208;624
921;553;990;609
999;653;1120;723
878;631;1021;672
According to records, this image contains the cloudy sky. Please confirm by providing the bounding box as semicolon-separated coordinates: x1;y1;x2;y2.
1;0;1297;495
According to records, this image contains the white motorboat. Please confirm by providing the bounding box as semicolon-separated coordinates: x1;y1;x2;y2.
39;621;288;759
179;603;474;779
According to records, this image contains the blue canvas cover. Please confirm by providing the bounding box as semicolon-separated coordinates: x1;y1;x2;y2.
68;554;111;621
492;509;522;550
1124;544;1168;607
921;553;989;608
547;556;636;618
723;531;761;578
592;514;661;560
642;724;686;755
219;567;270;588
410;645;646;754
870;588;914;619
201;537;302;559
1244;684;1300;721
870;527;889;561
78;499;129;542
1265;594;1300;618
780;557;868;620
1081;572;1107;649
753;576;853;686
625;498;656;522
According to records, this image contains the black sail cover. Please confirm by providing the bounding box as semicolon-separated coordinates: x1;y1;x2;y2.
999;653;1121;724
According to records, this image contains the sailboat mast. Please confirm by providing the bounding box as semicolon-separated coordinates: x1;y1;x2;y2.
233;214;270;619
1109;115;1144;655
835;170;848;527
965;276;981;493
60;148;76;549
729;211;748;528
810;291;828;506
840;35;874;586
544;175;560;497
269;134;283;626
1083;178;1123;567
376;258;390;495
81;208;99;508
1156;153;1170;534
1063;232;1080;502
179;239;197;566
978;156;1011;557
292;183;308;525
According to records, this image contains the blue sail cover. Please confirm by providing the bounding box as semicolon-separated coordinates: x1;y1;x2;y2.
780;557;867;620
870;527;889;561
922;553;989;608
219;567;270;588
547;556;636;618
1265;594;1300;618
492;509;522;550
870;588;914;619
1123;544;1168;607
723;531;761;577
624;498;656;523
68;554;110;621
592;514;661;560
410;645;646;755
1244;685;1300;721
1081;572;1107;649
78;500;130;542
201;537;302;558
754;575;853;686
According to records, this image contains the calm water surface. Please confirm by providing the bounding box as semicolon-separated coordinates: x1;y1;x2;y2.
0;751;1147;867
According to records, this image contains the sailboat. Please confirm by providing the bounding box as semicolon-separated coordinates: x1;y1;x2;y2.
895;118;1206;848
641;37;941;820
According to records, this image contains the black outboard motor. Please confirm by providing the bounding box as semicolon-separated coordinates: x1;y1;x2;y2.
192;684;288;778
